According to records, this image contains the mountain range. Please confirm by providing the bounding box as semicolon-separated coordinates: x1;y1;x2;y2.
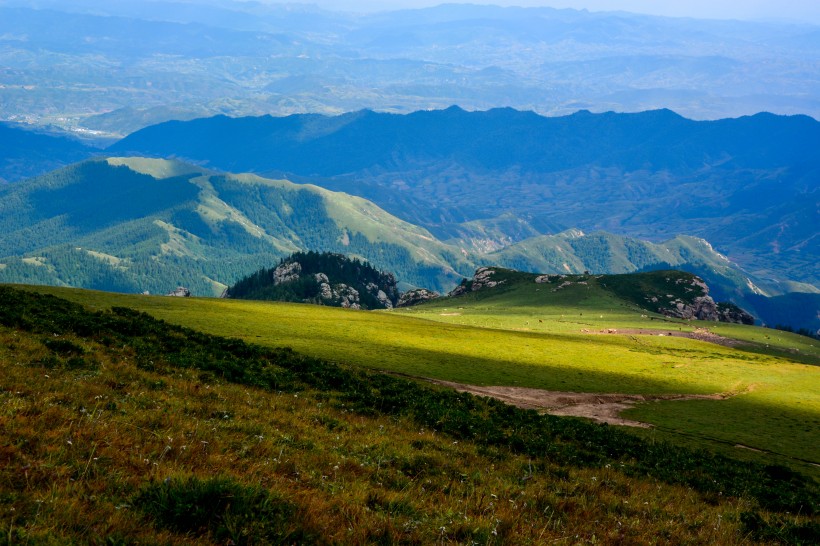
2;0;818;140
0;157;471;295
0;122;95;183
109;107;820;292
1;156;816;331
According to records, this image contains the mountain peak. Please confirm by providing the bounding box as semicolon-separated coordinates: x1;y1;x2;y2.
105;157;207;179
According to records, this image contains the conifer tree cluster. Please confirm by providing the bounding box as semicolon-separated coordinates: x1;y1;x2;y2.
226;251;400;309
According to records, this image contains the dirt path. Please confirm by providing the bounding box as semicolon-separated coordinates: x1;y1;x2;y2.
581;327;743;348
426;379;728;428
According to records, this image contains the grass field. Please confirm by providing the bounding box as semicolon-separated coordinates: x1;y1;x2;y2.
18;281;820;477
10;286;814;544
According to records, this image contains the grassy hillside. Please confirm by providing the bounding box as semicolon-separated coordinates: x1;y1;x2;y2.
484;231;820;329
20;279;820;480
1;285;818;544
0;157;471;295
395;269;820;470
2;156;813;329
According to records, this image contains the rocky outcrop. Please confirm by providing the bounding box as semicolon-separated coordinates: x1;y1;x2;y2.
472;267;504;290
449;267;507;296
535;274;564;284
650;275;754;324
449;284;469;297
663;295;721;321
318;280;333;300
334;284;361;309
397;288;441;308
717;302;756;325
364;282;390;309
166;286;191;297
535;274;590;292
273;262;302;285
227;251;400;310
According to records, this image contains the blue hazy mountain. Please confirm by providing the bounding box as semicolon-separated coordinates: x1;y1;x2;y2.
0;157;816;331
109;107;820;291
0;123;95;183
1;1;818;139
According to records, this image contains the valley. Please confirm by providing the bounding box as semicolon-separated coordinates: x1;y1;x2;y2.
107;107;820;303
3;1;819;136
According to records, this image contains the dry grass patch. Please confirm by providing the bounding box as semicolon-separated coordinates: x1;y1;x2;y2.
0;327;784;545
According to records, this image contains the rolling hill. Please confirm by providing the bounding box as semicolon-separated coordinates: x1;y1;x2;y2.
109;107;820;291
0;156;815;330
0;157;471;296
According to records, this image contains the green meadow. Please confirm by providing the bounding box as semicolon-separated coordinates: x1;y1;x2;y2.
8;284;818;544
20;280;820;476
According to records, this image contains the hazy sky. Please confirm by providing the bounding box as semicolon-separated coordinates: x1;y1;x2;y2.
271;1;820;24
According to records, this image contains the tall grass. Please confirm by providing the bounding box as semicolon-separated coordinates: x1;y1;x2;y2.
1;286;817;543
23;283;820;472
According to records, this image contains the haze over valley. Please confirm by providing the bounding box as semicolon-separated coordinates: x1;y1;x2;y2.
2;0;820;140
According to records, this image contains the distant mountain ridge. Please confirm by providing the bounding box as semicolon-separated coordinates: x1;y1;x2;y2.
112;107;820;175
0;123;95;182
0;156;816;331
3;0;819;137
109;107;820;289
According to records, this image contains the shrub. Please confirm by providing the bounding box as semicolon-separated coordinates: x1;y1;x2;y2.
43;338;85;356
741;511;820;545
135;476;319;545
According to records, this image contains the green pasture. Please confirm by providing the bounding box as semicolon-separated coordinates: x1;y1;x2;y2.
401;276;820;363
398;280;675;333
19;284;820;472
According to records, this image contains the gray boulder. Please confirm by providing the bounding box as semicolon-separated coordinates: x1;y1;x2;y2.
273;262;301;285
166;286;191;297
397;288;441;308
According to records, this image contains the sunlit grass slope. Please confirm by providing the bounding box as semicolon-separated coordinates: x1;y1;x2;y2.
397;270;820;470
1;286;817;544
20;281;819;476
